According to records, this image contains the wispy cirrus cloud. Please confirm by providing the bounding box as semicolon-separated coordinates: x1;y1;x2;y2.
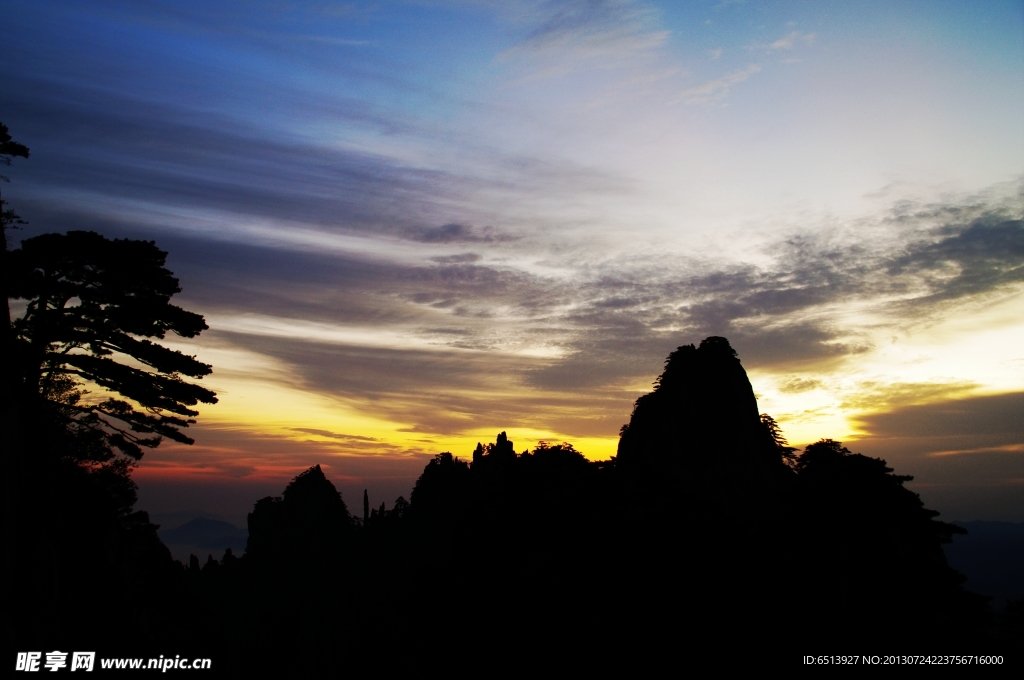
499;0;669;61
120;181;1021;449
672;63;761;104
406;223;518;244
288;429;381;442
747;30;816;53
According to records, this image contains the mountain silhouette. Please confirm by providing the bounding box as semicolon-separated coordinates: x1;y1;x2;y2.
150;338;1007;662
245;464;354;572
616;336;784;527
14;335;1007;668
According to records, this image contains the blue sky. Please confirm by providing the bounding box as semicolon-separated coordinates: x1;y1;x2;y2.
3;0;1023;522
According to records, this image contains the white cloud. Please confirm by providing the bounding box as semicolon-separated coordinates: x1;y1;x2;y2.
498;0;669;64
672;63;761;104
749;30;816;53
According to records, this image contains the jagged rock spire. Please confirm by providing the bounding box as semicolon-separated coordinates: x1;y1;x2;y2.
616;337;783;522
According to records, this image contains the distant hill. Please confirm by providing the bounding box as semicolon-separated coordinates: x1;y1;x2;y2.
159;517;248;557
151;510;246;532
945;521;1024;610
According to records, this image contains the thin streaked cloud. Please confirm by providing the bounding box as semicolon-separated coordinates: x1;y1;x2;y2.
672;63;761;104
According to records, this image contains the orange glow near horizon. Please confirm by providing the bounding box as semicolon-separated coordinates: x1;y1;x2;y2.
136;287;1024;489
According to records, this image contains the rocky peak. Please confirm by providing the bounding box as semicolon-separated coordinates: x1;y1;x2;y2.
616;337;782;520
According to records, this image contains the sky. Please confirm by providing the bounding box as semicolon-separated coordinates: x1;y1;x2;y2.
3;0;1023;524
